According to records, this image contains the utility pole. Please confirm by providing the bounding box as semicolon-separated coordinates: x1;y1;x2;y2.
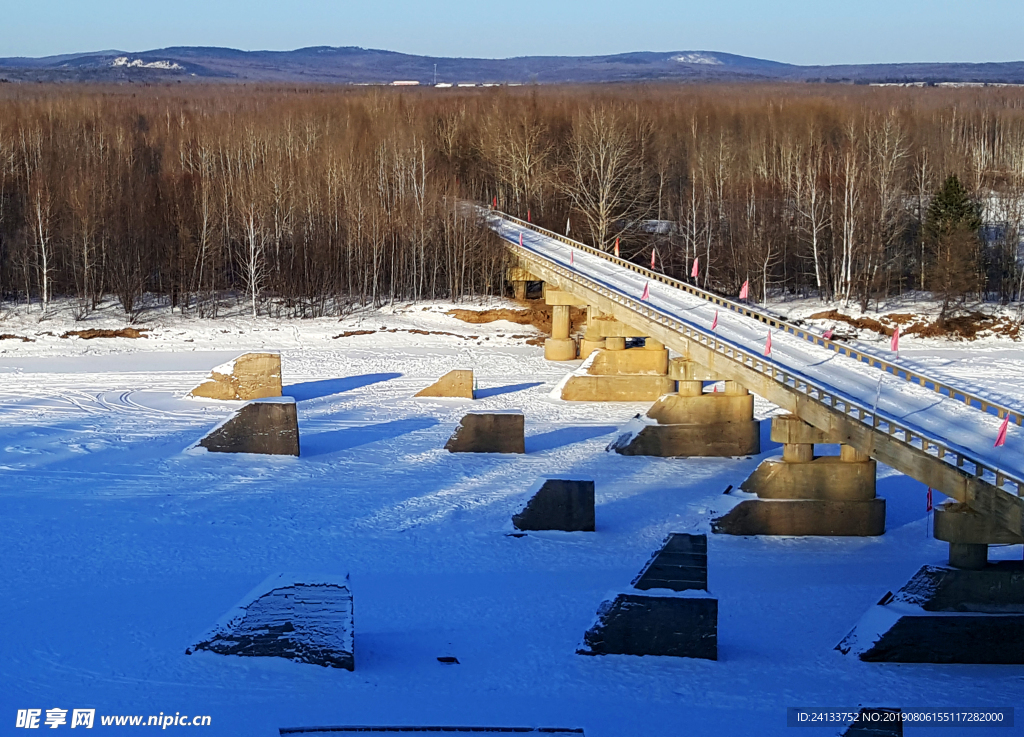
433;64;437;86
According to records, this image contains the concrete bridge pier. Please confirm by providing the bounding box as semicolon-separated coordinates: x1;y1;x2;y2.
712;414;885;536
578;306;607;359
934;503;1024;569
610;357;760;457
543;288;586;361
560;316;674;400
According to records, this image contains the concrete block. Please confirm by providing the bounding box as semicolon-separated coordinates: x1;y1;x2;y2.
188;573;353;670
712;498;886;536
198;398;300;456
561;375;675;402
577;594;717;660
647;394;754;425
610;420;761;457
512;479;595;532
740;457;877;501
842;709;903;736
895;563;1024;614
838;563;1024;663
578;338;606;360
770;414;832;445
445;411;525;454
415;369;474;399
667;358;718;381
843;613;1024;664
588;348;668;376
632;534;708;593
934;502;1024;545
544;338;577;361
190;352;283;401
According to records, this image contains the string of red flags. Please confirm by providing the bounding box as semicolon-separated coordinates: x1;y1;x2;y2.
641;282;650;301
995;414;1010;448
739;280;749;300
890;325;900;353
691;257;699;279
614;237;620;258
711;310;719;331
763;330;772;356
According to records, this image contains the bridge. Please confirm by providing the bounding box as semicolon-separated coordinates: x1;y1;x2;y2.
485;208;1024;569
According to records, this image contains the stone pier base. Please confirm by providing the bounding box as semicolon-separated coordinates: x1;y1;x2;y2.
838;563;1024;663
611;420;761;457
445;412;525;454
712;498;886;536
190;352;283;401
198;398;300;456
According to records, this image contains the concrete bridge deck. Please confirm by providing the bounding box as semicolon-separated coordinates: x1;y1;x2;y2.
485;210;1024;539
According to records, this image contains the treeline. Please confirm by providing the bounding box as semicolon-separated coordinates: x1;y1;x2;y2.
1;83;1023;319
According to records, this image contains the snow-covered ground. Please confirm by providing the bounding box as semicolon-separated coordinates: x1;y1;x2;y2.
1;299;1022;736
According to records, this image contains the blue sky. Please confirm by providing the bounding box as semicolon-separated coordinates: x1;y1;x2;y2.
4;0;1023;65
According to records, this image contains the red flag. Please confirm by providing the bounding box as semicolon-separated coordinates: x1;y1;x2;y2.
641;282;650;301
927;487;933;512
712;383;719;393
739;280;749;300
890;325;900;353
823;327;834;340
614;238;620;258
519;232;523;247
527;209;531;223
764;331;772;356
711;310;718;331
691;257;699;279
651;248;657;269
995;415;1010;447
570;249;574;266
492;195;497;208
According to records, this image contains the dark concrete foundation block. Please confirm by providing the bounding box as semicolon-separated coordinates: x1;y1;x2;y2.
189;575;354;670
445;412;525;454
577;593;717;660
899;563;1024;613
632;533;708;593
838;563;1024;664
512;479;595;531
199;399;300;456
843;709;903;736
712;498;886;536
847;614;1024;664
610;420;760;457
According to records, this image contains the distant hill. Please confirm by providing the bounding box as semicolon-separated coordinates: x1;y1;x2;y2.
1;46;1023;86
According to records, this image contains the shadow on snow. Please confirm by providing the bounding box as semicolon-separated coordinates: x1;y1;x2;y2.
284;373;402;402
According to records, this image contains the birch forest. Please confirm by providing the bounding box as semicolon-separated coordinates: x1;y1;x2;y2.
1;83;1023;318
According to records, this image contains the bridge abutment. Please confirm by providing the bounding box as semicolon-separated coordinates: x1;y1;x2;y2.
712;414;885;536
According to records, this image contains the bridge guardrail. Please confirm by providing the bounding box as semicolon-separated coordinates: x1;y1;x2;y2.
492;215;1024;500
489;208;1024;429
